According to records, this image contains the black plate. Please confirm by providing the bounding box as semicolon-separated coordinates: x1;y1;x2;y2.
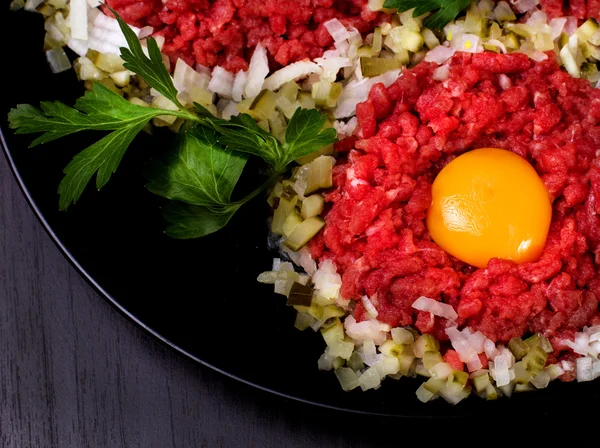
3;9;598;418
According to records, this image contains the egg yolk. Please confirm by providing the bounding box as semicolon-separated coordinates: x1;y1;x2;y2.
427;148;552;269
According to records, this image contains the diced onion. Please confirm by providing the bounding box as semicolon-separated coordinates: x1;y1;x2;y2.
486;39;507;54
498;74;512;90
324;18;351;43
208;66;235;98
46;47;71;74
432;65;449;82
67;38;89;57
244;43;269;99
484;338;499;359
362;295;379;319
263;61;322;92
334;69;401;118
412;296;458;321
511;0;540;14
490;352;510;387
231;70;248;102
565;333;590;356
313;259;342;300
424;45;456;64
69;0;89;41
549;17;567;40
446;326;482;372
450;33;482;53
24;0;43;11
576;356;593;382
344;315;390;345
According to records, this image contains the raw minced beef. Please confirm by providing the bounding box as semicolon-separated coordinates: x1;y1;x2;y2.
105;0;385;72
309;52;600;370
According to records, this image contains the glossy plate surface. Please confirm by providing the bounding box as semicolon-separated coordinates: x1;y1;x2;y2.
2;9;596;417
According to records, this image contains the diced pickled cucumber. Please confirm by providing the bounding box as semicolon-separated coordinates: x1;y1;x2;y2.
522;345;547;377
450;370;469;387
413;334;440;358
489;22;502;40
284;217;325;251
464;11;485;35
416;383;436;403
357;45;373;58
272;196;298;235
560;44;581;77
398;348;416;376
415;360;431;378
502;32;520;50
335;368;360;391
533;33;554;52
514;383;535;393
493;1;516;23
391;327;414;345
287;282;313;307
423;351;443;371
109;70;131;87
380;340;404;358
422;28;440;50
129;97;150;107
94;52;126;73
389;26;424;52
294;312;317;331
576;19;600;44
74;57;107;81
321;318;344;345
513;360;533;384
295;144;334;165
581;41;600;61
278;81;299;102
250;90;278;120
485;384;498;400
301;195;325;219
423;377;446;394
348;352;365;371
297;91;315;109
372;26;383;55
473;372;490;393
304;156;334;195
508;337;530;361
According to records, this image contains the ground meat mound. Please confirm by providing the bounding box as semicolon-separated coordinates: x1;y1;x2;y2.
106;0;383;72
540;0;600;20
309;52;600;354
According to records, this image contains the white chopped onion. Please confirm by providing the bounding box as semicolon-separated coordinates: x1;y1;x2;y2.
424;45;456;64
520;41;548;62
450;33;483;53
362;295;379;319
432;65;450;81
324;18;351;43
526;10;547;27
498;74;512;90
430;362;454;379
244;43;269;99
67;38;89;57
344;315;390;345
549;17;567;40
561;360;574;372
138;26;154;39
263;61;322;92
69;0;89;40
315;56;352;83
491;352;511;387
486;39;508;54
593;360;600;380
412;296;458;321
231;70;248;102
46;47;71;74
208;66;235;98
565;333;590;356
467;331;486;354
511;0;540;14
312;259;342;300
446;326;482;372
24;0;43;11
358;339;378;366
564;16;578;35
333;117;358;138
577;357;593;382
334;69;401;118
484;338;499;359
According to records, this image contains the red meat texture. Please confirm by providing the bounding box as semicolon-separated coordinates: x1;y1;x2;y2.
540;0;600;19
311;52;600;353
106;0;383;72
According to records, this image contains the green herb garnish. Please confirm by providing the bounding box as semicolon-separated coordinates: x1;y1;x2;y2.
8;11;337;238
383;0;473;30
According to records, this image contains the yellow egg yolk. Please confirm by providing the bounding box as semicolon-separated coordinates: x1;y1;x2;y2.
427;148;552;269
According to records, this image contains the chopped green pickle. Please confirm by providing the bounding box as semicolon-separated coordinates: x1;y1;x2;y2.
286;282;313;306
473;373;491;393
284;216;325;251
414;334;440;358
359;57;403;77
522;345;547;377
508;337;530;360
423;351;443;370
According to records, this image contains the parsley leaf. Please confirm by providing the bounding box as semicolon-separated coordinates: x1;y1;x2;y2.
8;83;192;209
283;108;337;163
146;125;248;208
383;0;473;30
161;202;244;239
194;104;337;172
112;9;186;111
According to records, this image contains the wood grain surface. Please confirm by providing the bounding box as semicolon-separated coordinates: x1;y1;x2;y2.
0;152;414;447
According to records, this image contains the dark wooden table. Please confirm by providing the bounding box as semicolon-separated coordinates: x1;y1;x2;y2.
1;150;416;447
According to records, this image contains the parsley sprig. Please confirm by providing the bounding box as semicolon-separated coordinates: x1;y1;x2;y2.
383;0;473;30
8;11;337;238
